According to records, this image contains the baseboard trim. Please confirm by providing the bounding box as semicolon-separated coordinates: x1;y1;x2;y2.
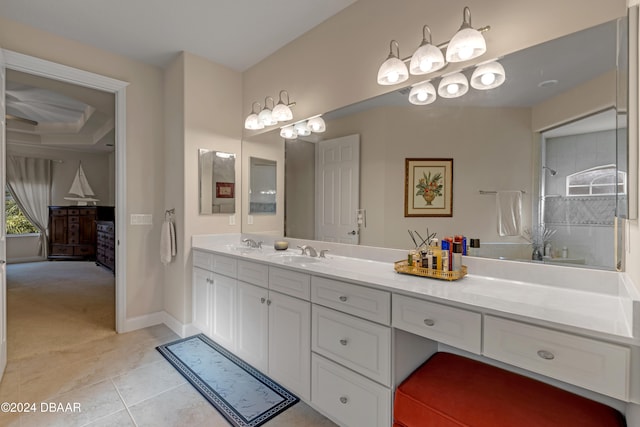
7;256;46;264
121;311;197;338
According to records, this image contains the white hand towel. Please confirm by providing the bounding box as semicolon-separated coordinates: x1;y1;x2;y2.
161;220;172;265
497;191;522;236
170;219;177;256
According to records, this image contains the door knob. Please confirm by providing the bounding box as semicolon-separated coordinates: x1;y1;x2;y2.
0;260;5;264
347;230;357;235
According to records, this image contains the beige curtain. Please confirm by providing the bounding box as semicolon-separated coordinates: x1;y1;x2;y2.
6;155;52;257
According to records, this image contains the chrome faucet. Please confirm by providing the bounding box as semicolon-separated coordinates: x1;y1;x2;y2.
297;245;318;257
242;238;262;249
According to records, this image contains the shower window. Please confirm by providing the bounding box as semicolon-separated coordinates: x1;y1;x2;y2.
566;164;627;196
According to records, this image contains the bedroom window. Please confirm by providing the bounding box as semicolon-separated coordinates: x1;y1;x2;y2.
5;188;39;235
566;164;627;196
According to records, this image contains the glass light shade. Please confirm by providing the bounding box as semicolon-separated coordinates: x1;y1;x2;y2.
377;57;409;85
470;61;506;90
307;116;326;133
280;125;297;139
409;44;446;75
258;107;277;126
408;81;437;105
244;113;264;130
272;102;293;122
446;28;486;62
438;73;469;98
294;121;311;136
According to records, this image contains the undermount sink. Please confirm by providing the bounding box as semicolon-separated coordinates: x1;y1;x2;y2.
267;252;323;265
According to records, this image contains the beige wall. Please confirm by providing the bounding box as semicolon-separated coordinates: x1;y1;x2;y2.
163;52;243;324
0;16;165;320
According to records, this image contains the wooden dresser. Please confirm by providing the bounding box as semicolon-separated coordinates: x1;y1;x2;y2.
96;220;115;273
48;206;114;261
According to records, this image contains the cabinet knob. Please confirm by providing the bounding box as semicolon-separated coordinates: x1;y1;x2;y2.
423;318;435;327
339;296;348;302
266;299;271;306
537;350;555;360
339;396;348;404
339;338;348;346
260;298;266;304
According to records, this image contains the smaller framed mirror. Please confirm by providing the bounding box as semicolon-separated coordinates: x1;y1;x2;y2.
199;149;236;215
249;157;277;215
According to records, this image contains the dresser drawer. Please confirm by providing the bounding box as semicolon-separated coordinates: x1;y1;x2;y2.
312;305;391;386
311;354;390;427
237;260;268;287
483;316;630;400
269;267;310;300
392;295;481;354
311;276;390;324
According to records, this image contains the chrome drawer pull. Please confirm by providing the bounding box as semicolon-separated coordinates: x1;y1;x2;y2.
339;339;348;346
339;396;348;404
267;299;271;306
537;350;555;360
339;296;348;302
423;318;435;327
260;297;266;304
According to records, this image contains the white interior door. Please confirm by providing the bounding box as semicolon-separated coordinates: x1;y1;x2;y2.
0;47;7;379
315;134;360;244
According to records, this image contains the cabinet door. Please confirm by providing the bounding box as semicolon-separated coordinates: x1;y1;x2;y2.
211;274;236;352
236;281;268;371
49;214;68;245
192;267;211;335
78;214;96;245
268;291;311;401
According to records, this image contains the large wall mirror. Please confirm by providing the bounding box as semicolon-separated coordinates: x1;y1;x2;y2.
199;149;236;215
242;14;630;271
249;157;277;215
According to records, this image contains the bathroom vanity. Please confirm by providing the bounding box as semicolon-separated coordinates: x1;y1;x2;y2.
192;234;639;427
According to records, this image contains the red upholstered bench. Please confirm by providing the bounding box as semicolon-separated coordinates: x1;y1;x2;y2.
394;352;626;427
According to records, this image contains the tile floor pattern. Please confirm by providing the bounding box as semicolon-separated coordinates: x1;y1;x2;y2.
0;262;337;427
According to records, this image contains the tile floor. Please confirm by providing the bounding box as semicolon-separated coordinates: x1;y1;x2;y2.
1;262;337;427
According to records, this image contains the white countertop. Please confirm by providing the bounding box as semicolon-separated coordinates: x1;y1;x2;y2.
192;235;638;343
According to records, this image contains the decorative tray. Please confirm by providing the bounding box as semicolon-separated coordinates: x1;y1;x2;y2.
394;260;467;281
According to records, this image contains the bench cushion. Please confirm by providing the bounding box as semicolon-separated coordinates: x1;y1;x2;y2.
394;352;625;427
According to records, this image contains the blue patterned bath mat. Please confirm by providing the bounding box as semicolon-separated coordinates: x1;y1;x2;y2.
157;334;298;427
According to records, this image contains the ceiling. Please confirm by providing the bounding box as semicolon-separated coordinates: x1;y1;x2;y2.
0;0;357;71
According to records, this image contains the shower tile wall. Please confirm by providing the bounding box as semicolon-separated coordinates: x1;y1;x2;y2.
544;129;626;268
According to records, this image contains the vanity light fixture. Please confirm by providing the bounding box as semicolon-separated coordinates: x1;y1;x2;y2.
377;40;409;85
258;96;278;126
306;115;326;133
408;81;437;105
294;121;311;136
409;26;446;75
446;7;487;62
272;90;294;122
244;102;264;130
280;125;298;139
438;72;469;98
470;60;505;90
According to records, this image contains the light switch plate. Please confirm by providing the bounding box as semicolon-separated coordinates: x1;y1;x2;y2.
229;215;236;225
130;214;153;225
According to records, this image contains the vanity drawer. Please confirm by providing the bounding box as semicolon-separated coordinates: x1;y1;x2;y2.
193;250;214;271
483;316;630;400
193;251;237;278
311;354;391;427
269;266;310;300
312;305;391;386
311;276;390;324
237;260;268;287
392;295;481;354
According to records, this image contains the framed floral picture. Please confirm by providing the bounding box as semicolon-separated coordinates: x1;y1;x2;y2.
405;158;453;217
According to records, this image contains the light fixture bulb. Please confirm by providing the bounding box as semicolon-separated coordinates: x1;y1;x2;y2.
280;125;298;139
409;26;446;76
408;81;437;105
470;61;505;90
446;7;486;63
377;40;409;85
307;116;326;133
259;97;277;126
438;72;469;98
272;90;294;122
244;113;264;130
294;121;311;136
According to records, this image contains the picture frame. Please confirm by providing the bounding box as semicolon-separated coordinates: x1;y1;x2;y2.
405;158;453;217
216;182;235;198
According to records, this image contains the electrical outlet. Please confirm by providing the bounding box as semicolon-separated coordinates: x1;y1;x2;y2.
229;215;236;225
247;215;254;225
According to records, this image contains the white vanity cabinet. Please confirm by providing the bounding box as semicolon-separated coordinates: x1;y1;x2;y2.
310;276;392;427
